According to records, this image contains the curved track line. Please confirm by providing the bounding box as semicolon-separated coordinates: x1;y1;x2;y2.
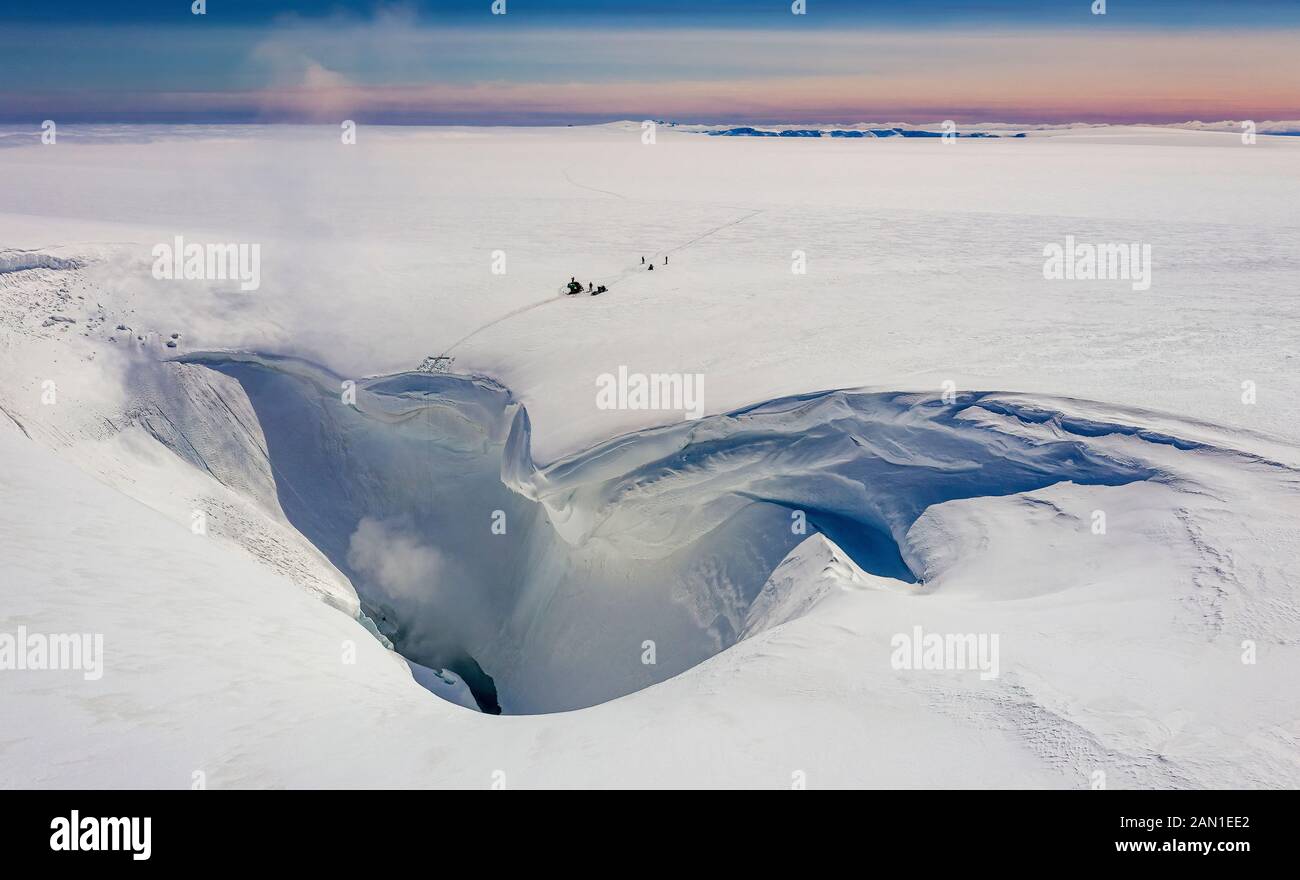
441;206;764;356
562;168;629;200
440;296;561;355
658;209;764;259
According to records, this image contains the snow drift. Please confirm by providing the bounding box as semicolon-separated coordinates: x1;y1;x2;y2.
175;351;1193;715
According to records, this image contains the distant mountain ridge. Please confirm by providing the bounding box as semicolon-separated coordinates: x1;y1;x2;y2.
657;120;1300;137
704;126;1018;138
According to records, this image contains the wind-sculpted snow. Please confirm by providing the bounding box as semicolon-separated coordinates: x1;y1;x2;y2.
0;249;82;274
178;352;1177;714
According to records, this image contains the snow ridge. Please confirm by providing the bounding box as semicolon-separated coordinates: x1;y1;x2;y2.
0;249;82;274
176;352;1259;715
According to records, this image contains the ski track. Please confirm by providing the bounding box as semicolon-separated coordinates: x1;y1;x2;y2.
442;206;764;355
562;167;628;200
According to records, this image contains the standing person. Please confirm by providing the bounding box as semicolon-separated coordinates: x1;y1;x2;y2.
664;255;668;266
588;282;593;292
641;256;645;265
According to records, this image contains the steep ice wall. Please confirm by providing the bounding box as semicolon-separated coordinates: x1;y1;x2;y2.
0;248;82;274
181;353;1169;714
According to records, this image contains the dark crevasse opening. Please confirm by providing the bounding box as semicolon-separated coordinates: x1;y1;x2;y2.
445;655;501;715
364;601;502;714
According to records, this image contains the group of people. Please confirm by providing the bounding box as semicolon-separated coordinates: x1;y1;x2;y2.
567;277;608;296
565;254;668;296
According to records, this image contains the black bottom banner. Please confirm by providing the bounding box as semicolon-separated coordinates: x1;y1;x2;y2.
2;790;1286;865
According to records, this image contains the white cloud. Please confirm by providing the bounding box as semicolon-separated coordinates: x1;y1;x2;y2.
346;517;445;600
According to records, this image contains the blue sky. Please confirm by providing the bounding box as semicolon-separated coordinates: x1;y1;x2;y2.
3;1;1298;124
9;1;1300;26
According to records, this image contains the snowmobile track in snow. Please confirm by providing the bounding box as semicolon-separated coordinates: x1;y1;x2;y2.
562;168;629;200
439;206;764;356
